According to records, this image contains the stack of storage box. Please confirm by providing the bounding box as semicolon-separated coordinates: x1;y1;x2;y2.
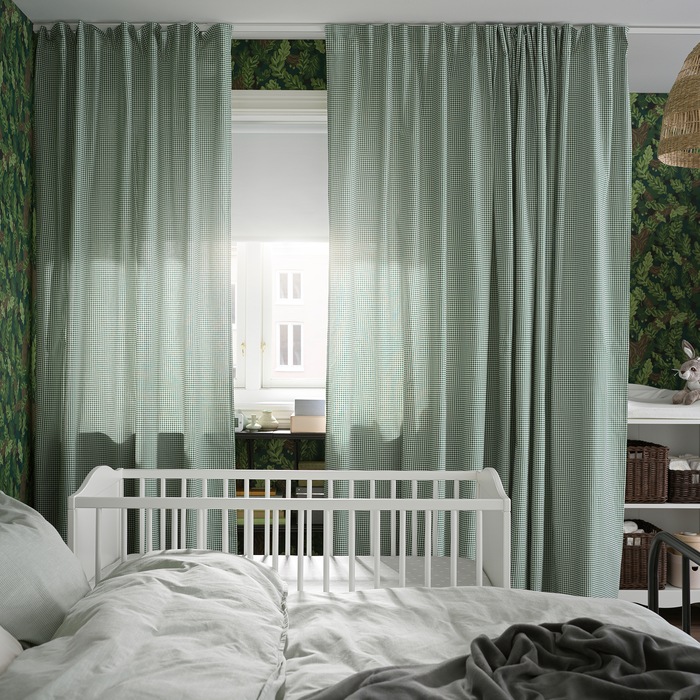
290;399;326;433
620;440;669;589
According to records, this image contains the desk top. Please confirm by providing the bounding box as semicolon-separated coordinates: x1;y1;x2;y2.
236;429;325;440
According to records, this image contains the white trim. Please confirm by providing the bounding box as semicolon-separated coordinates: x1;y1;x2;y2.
232;23;325;39
627;27;700;34
232;90;327;134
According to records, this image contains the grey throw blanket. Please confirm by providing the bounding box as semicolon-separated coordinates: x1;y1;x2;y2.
305;618;700;699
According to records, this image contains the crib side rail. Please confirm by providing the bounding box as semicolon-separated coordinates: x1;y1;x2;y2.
70;467;511;591
68;465;124;584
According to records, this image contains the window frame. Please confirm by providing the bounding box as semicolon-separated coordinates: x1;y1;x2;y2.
231;91;328;415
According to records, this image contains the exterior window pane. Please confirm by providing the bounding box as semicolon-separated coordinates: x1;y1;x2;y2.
279;324;288;366
279;273;288;300
293;324;302;366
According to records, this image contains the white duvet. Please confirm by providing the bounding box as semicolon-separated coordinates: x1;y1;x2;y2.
1;551;697;700
283;585;700;699
0;551;288;700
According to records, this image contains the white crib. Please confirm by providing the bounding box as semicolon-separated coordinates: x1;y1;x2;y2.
68;466;511;592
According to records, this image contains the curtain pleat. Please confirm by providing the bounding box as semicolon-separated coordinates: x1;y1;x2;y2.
34;22;235;539
325;23;631;596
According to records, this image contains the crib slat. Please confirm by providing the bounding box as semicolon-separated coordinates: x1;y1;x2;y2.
424;509;432;587
223;479;230;554
95;508;103;584
450;509;458;586
399;508;407;587
120;507;127;564
305;478;312;556
348;508;356;592
264;479;271;556
168;507;176;549
476;509;483;587
180;478;187;548
297;509;304;592
323;510;331;593
272;510;279;570
372;510;380;588
411;480;418;556
390;481;397;556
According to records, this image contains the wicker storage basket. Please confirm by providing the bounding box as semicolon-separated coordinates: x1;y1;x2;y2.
620;520;667;590
668;470;700;503
625;440;669;503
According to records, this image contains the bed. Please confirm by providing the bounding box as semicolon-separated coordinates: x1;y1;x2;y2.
1;465;700;699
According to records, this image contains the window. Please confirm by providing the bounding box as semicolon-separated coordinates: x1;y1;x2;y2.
231;91;328;409
278;323;302;368
278;271;302;303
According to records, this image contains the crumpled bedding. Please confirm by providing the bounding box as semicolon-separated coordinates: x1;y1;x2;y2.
0;551;288;700
304;618;700;699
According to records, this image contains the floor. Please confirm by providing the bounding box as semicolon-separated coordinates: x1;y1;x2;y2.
659;604;700;642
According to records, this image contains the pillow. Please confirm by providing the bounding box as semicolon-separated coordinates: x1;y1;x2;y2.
0;625;22;675
0;492;90;646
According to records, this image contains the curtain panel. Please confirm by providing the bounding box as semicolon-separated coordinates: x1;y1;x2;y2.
325;23;631;596
34;22;235;538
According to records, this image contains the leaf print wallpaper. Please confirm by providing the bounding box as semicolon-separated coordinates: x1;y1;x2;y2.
0;0;33;502
232;39;326;90
629;93;700;390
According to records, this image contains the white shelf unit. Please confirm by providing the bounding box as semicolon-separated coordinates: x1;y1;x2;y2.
620;419;700;607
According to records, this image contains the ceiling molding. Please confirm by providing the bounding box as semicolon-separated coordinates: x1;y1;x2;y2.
231;90;327;133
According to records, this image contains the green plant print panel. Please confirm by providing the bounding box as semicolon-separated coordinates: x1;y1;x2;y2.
0;0;34;503
629;93;700;390
235;437;325;470
232;39;326;90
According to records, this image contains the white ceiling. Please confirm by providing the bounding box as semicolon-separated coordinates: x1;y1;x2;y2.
13;0;700;92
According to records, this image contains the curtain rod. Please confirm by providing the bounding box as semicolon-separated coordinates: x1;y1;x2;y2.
31;22;700;38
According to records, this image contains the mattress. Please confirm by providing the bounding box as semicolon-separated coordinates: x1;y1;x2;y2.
628;383;700;422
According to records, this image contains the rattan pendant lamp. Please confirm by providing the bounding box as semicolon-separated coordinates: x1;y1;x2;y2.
658;42;700;167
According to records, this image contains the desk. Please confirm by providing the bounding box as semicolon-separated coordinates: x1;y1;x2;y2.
236;430;325;471
235;430;326;554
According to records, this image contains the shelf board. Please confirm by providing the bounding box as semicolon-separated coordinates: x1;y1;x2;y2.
619;584;700;607
628;418;700;425
625;502;700;509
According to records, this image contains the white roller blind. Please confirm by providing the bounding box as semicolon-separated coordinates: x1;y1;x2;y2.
231;91;328;242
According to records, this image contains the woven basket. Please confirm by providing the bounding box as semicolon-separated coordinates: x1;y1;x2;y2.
620;520;667;590
669;470;700;503
625;440;669;504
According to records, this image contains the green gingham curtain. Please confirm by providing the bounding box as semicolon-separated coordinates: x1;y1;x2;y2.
34;22;235;539
325;23;631;596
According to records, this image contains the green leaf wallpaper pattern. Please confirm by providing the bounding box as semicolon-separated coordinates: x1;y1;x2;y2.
629;93;700;390
0;0;33;502
232;39;326;90
234;436;325;470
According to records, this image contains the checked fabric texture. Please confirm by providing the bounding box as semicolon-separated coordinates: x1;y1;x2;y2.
33;22;235;540
325;24;631;596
